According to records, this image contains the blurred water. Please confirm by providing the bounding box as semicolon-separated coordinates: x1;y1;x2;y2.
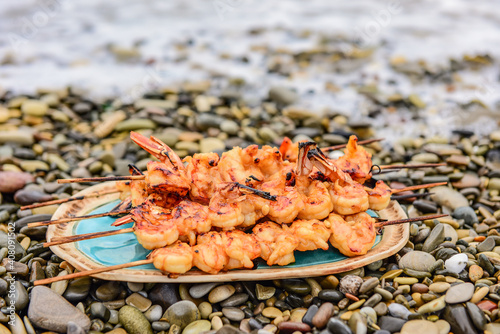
1;0;499;139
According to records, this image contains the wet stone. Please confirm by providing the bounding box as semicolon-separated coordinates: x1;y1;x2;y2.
388;303;411;320
144;305;163;322
220;293;249;307
359;277;379;294
63;277;91;303
365;293;382;308
126;292;152;312
400;320;439;334
302;305;318;327
477;236;495;252
95;282;122;302
255;284;275;300
223;307;245;321
119;305;153;334
318;289;344;302
326;318;352;334
152;321;171;332
281;279;311;295
378;316;406;333
312;302;334;329
149;283;180;312
90;302;111;322
164;300;200;329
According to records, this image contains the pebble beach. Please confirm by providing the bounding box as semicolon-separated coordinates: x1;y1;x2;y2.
1;1;500;334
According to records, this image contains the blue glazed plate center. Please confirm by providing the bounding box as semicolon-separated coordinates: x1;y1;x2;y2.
75;201;381;271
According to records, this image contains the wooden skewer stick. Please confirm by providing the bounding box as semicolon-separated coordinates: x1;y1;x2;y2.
57;175;145;184
390;182;447;194
20;189;120;210
34;258;153;286
379;163;447;170
375;214;448;228
321;138;384;152
44;227;134;247
28;210;131;228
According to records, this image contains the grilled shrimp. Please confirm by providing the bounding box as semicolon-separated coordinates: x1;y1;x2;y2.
151;241;193;275
252;222;299;266
287;219;331;251
192;233;229;274
132;203;179;250
335;135;373;183
183;152;221;205
366;180;391;211
327;212;377;257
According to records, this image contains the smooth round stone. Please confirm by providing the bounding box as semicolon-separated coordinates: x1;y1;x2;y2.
394;277;418;285
466;302;486;331
401;320;439;334
374;302;388;316
469;265;484;283
417;296;446;314
422;224;445;252
256;284;276;300
118;305;153;334
126;282;143;293
211;316;223;331
220;120;239;135
126;292;152;312
220;293;249;307
452;207;478;225
429;282;450;294
443;305;478;334
359;277;379;294
278;321;311;334
198;302;212;319
431;187;469;210
182;320;211;334
149;283;180;311
368;260;383;271
388;303;412;320
164;301;201;329
21;100;48;116
222;307;245;321
339;275;363;296
399;251;436;272
152;321;171;332
434;320;450;334
262;307;282;319
144;305;163;322
312;302;334;329
269;86;298;105
318;289;344;302
301;305;317;326
374;288;393;301
115;119;157;132
190;283;220;299
378;316;406;333
200;138;225;153
209;285;235;304
281;279;311;295
470;286;489;304
96;282;122;302
365;293;382;308
326;318;351;334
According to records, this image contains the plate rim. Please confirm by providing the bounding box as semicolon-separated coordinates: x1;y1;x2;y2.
47;182;409;283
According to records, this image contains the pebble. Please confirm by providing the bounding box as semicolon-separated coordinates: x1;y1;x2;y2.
144;305;163;322
0;131;34;146
470;286;489;304
359;277;379;294
339;275;363;296
164;301;201;329
181;320;211;334
417;296;446;314
431;187;469;210
378;316;406;333
95;281;121;301
256;284;275;300
466;302;486;331
327;318;352;334
0;172;34;193
28;286;90;332
422;224;445;252
444;253;468;274
443;305;478;334
318;289;344;302
445;283;474;304
277;321;311;334
388;303;412;320
209;285;236;303
399;251;436;272
118;305;153;334
401;320;439;334
126;292;152;312
149;283;180;311
222;307;245;321
312;302;334;329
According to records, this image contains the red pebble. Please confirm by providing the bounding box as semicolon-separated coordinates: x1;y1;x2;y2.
476;300;498;312
345;293;359;301
278;322;311;334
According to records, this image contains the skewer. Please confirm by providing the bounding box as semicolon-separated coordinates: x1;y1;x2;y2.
391;192;433;201
28;210;131;228
57;175;145;184
375;214;448;228
44;227;134;247
20;189;120;210
389;182;447;194
34;258;153;286
321;138;384;152
379;163;447;170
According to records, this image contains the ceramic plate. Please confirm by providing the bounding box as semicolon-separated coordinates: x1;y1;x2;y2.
47;182;409;283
